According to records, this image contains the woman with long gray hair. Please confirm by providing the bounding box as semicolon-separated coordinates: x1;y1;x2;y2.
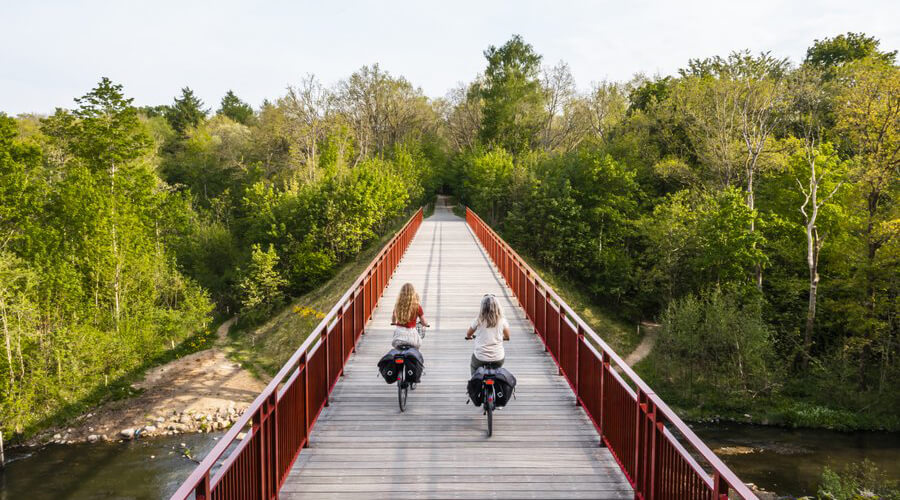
465;294;511;375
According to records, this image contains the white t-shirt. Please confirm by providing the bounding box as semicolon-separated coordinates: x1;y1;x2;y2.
470;317;509;362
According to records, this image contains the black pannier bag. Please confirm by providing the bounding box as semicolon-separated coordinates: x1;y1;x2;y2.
377;348;424;384
467;367;516;407
492;367;517;407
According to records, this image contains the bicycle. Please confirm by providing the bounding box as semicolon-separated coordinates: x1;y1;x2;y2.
465;337;504;437
392;346;414;412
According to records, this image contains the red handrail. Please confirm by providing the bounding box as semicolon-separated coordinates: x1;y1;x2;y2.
171;208;424;500
465;207;756;500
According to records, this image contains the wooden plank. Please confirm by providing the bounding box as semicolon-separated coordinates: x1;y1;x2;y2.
281;202;632;498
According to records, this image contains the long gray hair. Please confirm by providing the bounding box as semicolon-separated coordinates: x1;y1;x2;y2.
478;294;503;328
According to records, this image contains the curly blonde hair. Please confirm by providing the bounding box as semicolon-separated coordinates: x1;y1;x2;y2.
393;283;420;325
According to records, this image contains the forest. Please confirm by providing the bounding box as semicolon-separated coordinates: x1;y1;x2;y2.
0;32;897;439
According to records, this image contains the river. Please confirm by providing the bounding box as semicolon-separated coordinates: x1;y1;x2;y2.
1;425;897;499
0;432;223;500
693;423;900;497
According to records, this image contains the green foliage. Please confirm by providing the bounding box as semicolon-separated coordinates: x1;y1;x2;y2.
0;80;213;436
165;86;208;135
819;460;900;500
448;32;899;430
478;35;545;153
459;148;517;224
628;77;673;113
217;90;254;125
654;287;775;399
806;32;897;69
237;244;287;323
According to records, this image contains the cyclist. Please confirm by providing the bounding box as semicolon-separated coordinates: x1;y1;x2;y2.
465;294;510;375
391;283;430;348
391;283;429;390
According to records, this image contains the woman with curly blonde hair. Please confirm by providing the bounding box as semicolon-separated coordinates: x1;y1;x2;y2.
391;283;429;349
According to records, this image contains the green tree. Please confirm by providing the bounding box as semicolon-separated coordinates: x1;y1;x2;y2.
832;58;900;390
478;35;545;153
166;86;208;135
806;32;897;70
238;243;287;321
217;90;254;125
460;148;516;224
656;286;774;399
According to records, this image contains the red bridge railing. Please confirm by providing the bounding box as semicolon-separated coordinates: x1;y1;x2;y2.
171;208;423;500
466;207;756;500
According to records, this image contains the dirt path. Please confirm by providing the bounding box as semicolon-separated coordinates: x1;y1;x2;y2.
36;317;268;445
623;322;659;367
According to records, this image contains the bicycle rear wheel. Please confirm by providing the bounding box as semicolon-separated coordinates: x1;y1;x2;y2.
398;383;408;412
398;368;408;412
484;385;494;437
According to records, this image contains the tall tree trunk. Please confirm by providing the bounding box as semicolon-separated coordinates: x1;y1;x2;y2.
747;165;763;290
14;308;24;379
110;161;120;333
803;227;821;369
1;298;15;391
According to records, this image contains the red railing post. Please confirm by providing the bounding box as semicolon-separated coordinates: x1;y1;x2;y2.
599;350;609;445
556;310;563;375
322;330;330;407
337;314;344;377
253;404;266;499
713;472;730;500
648;401;662;500
574;325;583;407
351;293;358;351
634;390;645;496
300;352;310;448
194;473;210;500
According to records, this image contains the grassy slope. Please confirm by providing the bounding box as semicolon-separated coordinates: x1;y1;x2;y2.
451;198;638;355
227;219;409;377
512;257;641;355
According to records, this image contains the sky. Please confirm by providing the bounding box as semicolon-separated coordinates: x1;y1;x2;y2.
2;0;899;115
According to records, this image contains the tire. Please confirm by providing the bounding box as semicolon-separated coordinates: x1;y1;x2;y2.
485;387;494;437
398;371;408;412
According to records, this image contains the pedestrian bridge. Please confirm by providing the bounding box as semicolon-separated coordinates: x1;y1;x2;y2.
173;199;756;500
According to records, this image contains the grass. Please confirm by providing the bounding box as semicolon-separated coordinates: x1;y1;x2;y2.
511;254;641;356
227;219;410;377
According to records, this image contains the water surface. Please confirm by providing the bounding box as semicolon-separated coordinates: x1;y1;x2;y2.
0;432;222;500
693;423;900;497
2;424;898;499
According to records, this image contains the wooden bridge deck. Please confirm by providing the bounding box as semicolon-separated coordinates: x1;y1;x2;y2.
281;203;632;499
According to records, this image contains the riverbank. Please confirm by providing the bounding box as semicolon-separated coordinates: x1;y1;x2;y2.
12;213;418;450
23;318;266;447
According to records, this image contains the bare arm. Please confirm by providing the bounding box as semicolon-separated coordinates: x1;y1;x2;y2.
465;326;476;339
418;309;430;327
502;325;510;341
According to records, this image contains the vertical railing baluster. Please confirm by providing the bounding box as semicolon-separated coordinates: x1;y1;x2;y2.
557;310;563;375
599;350;609;445
575;325;583;407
